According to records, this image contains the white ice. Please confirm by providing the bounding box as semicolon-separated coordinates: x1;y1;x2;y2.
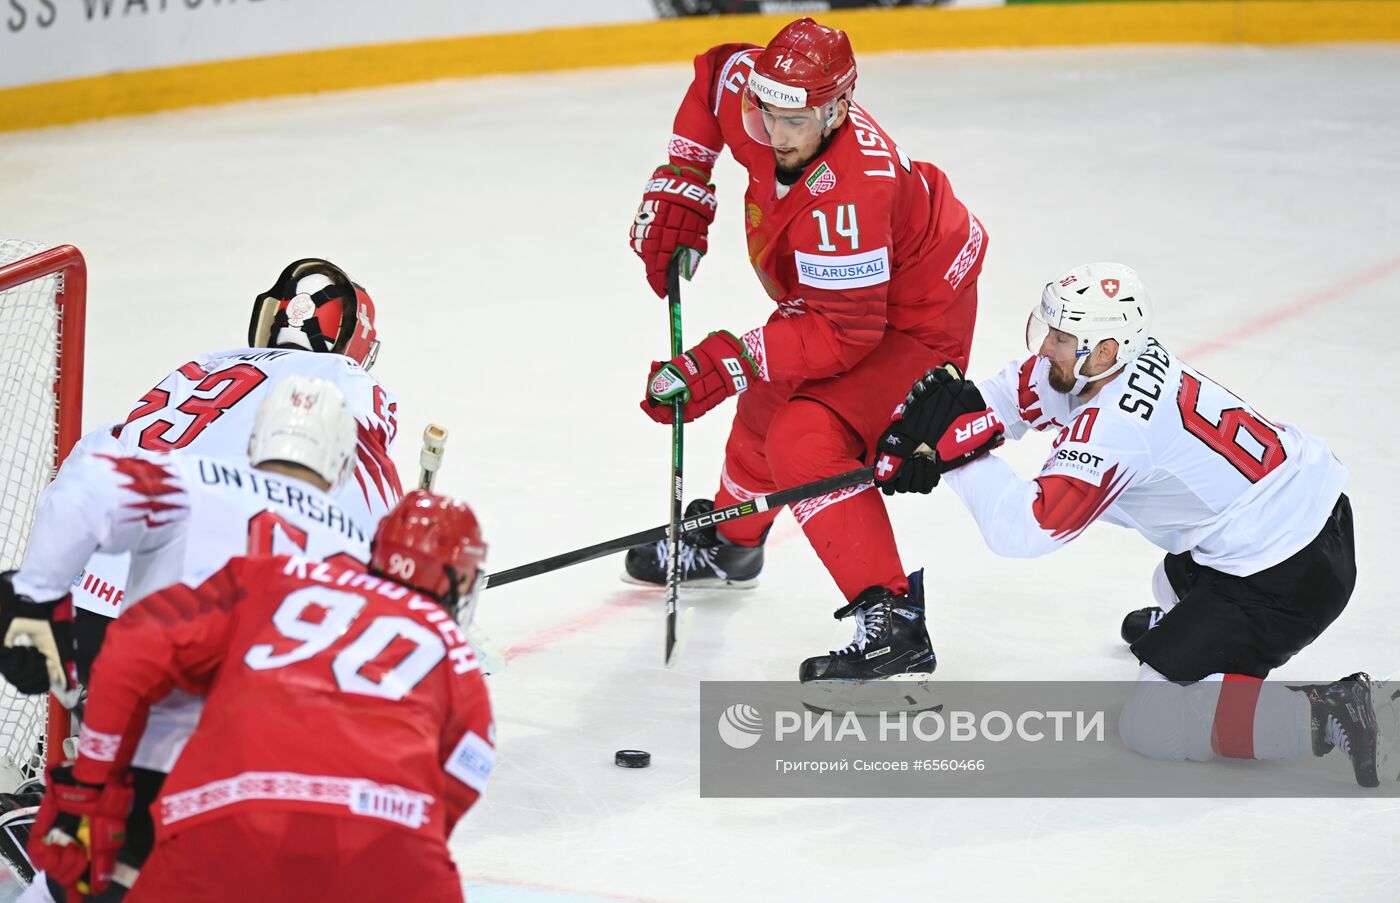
2;43;1399;903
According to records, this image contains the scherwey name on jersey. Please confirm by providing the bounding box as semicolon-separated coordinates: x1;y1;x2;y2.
1118;339;1172;422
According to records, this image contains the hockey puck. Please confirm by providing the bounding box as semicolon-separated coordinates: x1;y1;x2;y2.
615;749;651;768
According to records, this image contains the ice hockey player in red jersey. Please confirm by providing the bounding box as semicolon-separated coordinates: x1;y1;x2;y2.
0;376;375;900
626;17;987;684
874;262;1396;787
24;257;401;678
26;490;492;902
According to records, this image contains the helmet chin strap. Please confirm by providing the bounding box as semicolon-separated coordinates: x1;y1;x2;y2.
1070;352;1127;396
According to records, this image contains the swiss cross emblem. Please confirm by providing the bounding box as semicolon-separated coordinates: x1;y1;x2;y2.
876;453;898;479
1101;278;1120;298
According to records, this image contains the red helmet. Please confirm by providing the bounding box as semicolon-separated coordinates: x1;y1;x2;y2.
751;18;856;110
741;18;857;148
370;490;487;622
249;258;381;371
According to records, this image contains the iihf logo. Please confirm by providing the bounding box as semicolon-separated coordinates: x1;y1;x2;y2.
717;703;764;750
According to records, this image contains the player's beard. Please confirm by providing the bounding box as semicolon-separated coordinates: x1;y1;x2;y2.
1047;360;1079;394
773;129;837;183
774;148;814;183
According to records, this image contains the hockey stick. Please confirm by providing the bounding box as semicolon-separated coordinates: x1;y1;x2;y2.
482;464;875;591
419;423;449;490
416;424;507;674
663;258;692;668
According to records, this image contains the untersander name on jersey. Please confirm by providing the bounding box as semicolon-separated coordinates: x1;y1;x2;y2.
197;460;367;544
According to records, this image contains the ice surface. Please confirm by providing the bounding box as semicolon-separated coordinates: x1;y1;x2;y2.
1;43;1397;903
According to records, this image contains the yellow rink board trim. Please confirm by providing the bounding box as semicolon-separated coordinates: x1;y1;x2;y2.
2;1;1397;133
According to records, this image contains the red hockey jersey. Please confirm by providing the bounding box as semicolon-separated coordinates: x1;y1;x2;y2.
668;44;986;380
74;555;494;842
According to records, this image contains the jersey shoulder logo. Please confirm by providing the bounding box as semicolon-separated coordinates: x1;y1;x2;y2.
805;162;837;196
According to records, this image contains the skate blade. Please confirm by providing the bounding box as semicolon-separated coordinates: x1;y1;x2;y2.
1372;678;1400;784
800;674;941;717
619;573;758;590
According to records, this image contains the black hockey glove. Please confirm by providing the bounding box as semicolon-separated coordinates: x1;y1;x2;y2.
875;365;1002;495
0;571;76;697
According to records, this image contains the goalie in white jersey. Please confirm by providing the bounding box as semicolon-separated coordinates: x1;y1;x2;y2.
874;262;1393;788
44;258;400;675
0;376;374;900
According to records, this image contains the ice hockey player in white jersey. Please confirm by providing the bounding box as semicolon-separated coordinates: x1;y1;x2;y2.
873;262;1394;788
51;258;400;669
0;376;374;901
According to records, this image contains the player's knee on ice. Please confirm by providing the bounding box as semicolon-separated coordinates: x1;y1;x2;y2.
1118;666;1223;762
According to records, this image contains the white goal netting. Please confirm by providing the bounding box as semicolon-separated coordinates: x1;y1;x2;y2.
0;239;74;790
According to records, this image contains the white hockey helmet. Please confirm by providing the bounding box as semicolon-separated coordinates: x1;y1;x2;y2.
1026;262;1154;393
248;376;357;488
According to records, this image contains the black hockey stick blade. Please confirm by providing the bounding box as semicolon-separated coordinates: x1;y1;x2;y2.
482;465;875;591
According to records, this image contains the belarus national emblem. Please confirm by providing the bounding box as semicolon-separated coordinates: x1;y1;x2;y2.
805;162;837;196
1101;278;1120;299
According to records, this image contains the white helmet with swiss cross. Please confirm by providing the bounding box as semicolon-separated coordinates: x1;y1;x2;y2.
1026;262;1154;392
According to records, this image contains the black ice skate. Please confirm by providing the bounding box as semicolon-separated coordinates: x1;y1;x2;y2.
622;499;763;589
1299;672;1379;788
1120;606;1166;645
800;569;936;684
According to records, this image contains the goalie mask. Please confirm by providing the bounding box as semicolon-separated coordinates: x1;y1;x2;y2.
1026;262;1154;394
247;376;357;489
370;490;488;629
248;258;380;371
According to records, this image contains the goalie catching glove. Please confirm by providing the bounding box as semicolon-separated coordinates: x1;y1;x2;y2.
629;164;717;298
0;570;78;702
642;331;758;424
875;364;1005;495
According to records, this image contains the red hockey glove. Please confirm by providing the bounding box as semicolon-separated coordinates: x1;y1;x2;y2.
875;365;1004;495
629;164;717;298
642;331;758;424
28;765;135;899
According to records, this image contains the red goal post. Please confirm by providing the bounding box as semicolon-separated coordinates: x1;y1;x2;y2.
0;240;86;788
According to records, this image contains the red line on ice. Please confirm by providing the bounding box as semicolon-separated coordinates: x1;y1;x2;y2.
1184;255;1400;359
503;587;657;660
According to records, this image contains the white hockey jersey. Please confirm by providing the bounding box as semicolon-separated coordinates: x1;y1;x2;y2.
12;449;374;772
58;347;400;615
945;340;1347;576
14;449;372;610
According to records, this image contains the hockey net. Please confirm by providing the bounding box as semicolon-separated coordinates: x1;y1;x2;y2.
0;240;85;791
